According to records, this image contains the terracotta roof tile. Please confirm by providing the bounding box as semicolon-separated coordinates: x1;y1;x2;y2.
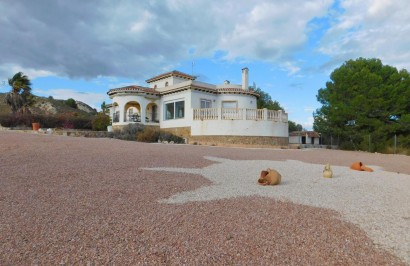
146;70;196;83
107;85;159;96
289;131;320;138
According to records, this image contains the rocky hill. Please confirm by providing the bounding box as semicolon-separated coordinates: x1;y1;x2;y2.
0;93;97;117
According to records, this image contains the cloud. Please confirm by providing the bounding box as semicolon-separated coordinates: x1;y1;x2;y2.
0;64;55;80
319;0;410;70
304;107;315;113
33;88;108;110
302;116;314;130
0;0;332;80
280;62;302;75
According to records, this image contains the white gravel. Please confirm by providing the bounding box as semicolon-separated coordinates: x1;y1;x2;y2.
144;156;410;264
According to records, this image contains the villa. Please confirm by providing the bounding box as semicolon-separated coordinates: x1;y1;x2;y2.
107;68;289;146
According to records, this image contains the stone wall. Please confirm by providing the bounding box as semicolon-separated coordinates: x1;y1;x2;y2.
52;130;112;138
160;127;191;138
188;135;289;148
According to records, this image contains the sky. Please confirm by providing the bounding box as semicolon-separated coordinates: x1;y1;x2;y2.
1;0;409;130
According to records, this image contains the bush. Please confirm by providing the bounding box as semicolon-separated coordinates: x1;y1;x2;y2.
92;113;111;131
0;113;32;128
65;98;77;109
113;124;144;141
339;141;356;151
0;113;92;130
137;126;160;142
159;130;185;143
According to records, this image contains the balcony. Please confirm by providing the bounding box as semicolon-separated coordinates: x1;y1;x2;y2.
193;108;288;122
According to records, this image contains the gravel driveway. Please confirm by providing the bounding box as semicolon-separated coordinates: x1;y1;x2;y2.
1;131;409;265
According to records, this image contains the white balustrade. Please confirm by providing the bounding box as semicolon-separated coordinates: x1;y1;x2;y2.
193;108;287;122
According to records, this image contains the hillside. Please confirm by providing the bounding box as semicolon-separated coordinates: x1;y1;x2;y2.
0;93;97;117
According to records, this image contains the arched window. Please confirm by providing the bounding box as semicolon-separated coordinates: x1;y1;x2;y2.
154;85;157;89
165;81;169;87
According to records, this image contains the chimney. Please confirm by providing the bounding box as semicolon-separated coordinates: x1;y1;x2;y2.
242;67;248;90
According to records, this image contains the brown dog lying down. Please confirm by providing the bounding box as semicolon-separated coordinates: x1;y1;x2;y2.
258;168;281;185
350;161;374;172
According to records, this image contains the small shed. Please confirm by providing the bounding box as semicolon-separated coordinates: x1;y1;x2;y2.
289;131;321;145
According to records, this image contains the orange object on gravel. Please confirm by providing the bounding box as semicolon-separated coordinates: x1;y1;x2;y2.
350;162;374;172
258;168;282;185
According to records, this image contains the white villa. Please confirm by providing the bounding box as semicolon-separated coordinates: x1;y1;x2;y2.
107;68;289;146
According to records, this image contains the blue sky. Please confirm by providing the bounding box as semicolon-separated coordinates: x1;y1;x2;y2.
1;0;409;129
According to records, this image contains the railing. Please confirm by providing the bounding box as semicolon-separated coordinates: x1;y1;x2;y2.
193;108;218;120
193;108;288;122
126;114;141;122
221;108;243;120
246;109;264;120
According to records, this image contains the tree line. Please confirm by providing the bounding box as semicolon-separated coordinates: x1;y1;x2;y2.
314;58;410;153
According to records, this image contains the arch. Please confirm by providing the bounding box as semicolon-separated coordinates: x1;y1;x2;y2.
146;102;159;123
165;81;169;87
124;101;141;122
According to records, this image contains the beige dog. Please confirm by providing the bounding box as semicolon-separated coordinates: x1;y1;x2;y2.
258;168;281;185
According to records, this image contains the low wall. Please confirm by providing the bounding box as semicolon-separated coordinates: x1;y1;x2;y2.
160;127;191;138
191;119;288;137
188;135;289;148
52;130;112;138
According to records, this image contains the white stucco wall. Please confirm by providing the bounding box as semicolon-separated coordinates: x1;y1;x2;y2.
289;136;320;144
289;136;301;144
191;91;218;108
191;120;288;137
160;90;193;129
149;76;191;89
217;94;257;109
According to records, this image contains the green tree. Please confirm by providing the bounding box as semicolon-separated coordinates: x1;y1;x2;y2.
253;87;303;132
92;112;111;131
4;72;32;113
253;87;284;110
65;98;77;109
101;101;107;113
288;120;303;132
314;58;410;152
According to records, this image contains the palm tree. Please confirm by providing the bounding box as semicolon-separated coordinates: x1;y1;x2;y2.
4;72;32;113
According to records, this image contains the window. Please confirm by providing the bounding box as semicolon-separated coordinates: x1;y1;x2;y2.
154;85;157;89
222;101;237;108
164;100;184;120
200;99;212;108
165;81;169;87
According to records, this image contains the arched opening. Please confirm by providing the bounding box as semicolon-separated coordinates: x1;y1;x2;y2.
124;101;141;122
146;102;159;123
165;81;169;87
112;102;120;123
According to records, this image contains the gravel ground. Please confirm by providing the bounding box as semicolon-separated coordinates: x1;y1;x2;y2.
0;131;409;265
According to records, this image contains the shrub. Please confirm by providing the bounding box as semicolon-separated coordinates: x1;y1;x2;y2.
137;126;160;142
159;130;185;143
0;113;92;130
339;141;356;151
62;120;75;129
92;113;110;131
113;124;144;141
65;98;77;109
0;113;32;128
